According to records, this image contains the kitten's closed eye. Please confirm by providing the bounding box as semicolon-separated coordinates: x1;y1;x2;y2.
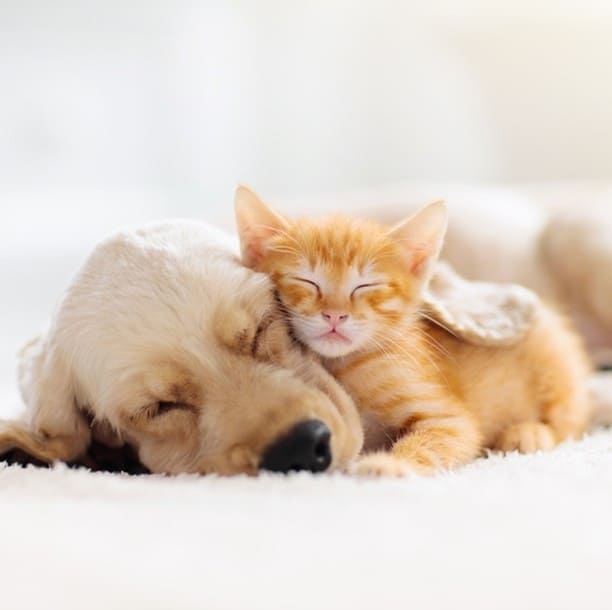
290;277;321;296
351;283;384;298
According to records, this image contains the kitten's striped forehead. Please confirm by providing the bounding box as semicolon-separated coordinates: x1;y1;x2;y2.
287;215;396;273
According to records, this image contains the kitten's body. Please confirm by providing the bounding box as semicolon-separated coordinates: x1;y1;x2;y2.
326;310;590;475
235;187;592;476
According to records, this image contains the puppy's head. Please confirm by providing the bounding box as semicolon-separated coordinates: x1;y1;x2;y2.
54;221;362;475
107;302;360;475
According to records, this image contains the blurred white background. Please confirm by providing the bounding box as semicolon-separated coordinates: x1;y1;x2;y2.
2;1;612;403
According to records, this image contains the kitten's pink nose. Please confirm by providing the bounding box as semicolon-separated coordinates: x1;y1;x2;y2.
322;311;349;327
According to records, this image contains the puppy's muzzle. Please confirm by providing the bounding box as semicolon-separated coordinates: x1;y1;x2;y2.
260;419;332;473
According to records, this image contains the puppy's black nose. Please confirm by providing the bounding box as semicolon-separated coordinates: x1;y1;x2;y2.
261;419;332;474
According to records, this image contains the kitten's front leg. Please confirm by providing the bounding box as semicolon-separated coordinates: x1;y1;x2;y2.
351;400;482;478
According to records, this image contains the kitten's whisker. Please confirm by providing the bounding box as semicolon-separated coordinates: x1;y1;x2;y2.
369;335;421;372
380;327;447;380
420;311;458;339
420;333;452;360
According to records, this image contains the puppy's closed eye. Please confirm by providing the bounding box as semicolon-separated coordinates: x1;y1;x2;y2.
138;401;194;420
125;399;199;440
157;401;193;416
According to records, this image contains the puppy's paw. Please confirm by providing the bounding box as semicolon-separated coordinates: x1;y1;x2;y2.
495;422;556;454
350;452;411;478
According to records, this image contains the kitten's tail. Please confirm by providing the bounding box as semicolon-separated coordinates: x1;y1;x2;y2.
590;371;612;427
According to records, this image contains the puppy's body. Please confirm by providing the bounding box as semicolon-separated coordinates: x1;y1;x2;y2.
7;220;363;474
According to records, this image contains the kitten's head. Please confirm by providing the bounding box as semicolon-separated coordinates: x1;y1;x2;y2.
235;186;447;358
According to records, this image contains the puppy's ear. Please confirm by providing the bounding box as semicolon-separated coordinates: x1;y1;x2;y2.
234;185;288;268
3;332;91;463
387;200;448;286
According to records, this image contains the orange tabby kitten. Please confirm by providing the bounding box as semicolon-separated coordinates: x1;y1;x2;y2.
235;186;593;477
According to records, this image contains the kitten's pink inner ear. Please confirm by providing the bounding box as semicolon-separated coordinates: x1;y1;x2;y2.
407;245;434;278
234;185;288;267
388;200;448;280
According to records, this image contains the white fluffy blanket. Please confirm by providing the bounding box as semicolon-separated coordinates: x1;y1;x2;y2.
2;427;612;610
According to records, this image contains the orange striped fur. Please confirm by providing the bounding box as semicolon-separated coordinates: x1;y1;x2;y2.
235;186;593;477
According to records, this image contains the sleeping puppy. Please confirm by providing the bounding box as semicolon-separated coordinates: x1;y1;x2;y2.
3;220;363;475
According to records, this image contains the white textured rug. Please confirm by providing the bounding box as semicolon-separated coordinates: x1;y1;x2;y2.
1;429;612;610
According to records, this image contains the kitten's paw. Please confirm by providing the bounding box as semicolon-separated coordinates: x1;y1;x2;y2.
495;422;556;454
350;453;411;478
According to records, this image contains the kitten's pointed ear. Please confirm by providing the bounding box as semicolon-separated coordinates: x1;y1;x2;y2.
234;185;288;268
388;200;448;283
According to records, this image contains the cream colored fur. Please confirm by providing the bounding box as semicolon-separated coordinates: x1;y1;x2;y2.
3;220;363;474
424;262;539;348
